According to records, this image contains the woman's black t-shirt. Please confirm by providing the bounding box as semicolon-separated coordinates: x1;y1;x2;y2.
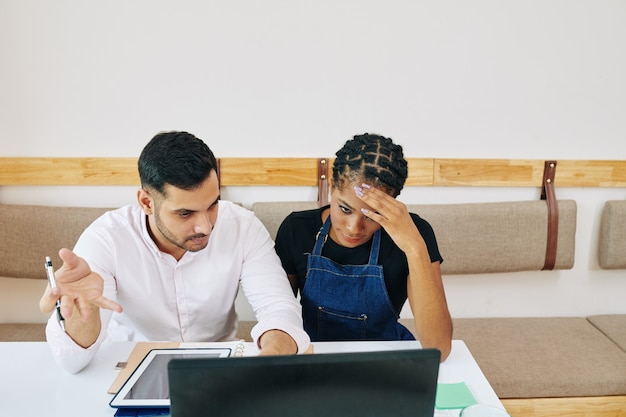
274;205;443;314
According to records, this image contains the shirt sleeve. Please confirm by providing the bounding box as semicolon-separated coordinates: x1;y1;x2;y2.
45;309;112;374
410;213;443;264
239;214;311;354
274;213;298;274
45;223;118;374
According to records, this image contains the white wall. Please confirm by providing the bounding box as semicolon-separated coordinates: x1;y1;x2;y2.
1;1;625;320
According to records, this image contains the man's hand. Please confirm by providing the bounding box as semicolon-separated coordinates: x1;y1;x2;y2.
257;329;298;355
39;248;122;321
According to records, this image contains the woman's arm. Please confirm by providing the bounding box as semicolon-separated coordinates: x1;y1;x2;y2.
407;260;452;361
356;184;452;360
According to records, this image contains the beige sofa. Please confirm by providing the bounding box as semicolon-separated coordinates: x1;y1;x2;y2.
1;200;626;416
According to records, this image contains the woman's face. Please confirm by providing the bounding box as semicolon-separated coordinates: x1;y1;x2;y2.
328;181;382;248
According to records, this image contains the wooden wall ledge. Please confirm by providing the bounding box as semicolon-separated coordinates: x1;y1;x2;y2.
1;157;625;187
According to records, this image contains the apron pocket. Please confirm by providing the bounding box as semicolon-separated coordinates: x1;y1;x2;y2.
316;306;368;341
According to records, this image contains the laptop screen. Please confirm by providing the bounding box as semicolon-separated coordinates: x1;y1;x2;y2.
168;348;440;417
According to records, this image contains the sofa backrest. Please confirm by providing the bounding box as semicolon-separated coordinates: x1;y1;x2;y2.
252;199;577;275
407;200;576;274
0;204;112;280
599;200;626;269
0;198;579;280
251;201;319;241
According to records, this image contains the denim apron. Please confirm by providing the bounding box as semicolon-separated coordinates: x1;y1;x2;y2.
301;216;415;342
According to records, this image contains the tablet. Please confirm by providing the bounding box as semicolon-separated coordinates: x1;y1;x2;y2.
110;347;231;408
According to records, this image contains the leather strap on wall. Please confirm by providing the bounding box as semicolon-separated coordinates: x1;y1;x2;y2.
541;160;558;270
317;158;329;207
216;158;221;189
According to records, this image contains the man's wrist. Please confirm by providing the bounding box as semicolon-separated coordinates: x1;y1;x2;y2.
258;329;298;355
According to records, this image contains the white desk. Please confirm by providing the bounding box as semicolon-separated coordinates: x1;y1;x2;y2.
0;340;503;417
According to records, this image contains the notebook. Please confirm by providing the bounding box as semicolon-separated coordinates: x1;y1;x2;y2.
168;348;441;417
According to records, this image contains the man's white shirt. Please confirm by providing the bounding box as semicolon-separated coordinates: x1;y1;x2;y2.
46;201;310;373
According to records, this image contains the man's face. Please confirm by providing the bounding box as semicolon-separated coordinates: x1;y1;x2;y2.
328;182;382;248
140;172;220;260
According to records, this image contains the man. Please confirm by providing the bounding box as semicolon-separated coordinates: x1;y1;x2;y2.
39;131;310;373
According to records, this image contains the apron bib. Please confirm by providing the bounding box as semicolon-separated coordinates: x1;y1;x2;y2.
301;216;414;342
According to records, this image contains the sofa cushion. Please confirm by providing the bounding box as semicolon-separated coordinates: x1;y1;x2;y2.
253;200;577;274
251;201;319;240
0;277;48;323
0;320;253;343
407;200;577;274
0;204;112;280
587;314;626;353
448;317;626;398
0;323;46;342
236;320;255;342
599;200;626;269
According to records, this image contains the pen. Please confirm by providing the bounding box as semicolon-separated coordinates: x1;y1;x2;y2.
45;256;66;332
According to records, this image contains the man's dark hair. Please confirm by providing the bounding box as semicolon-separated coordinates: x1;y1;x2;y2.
332;133;408;197
138;131;218;195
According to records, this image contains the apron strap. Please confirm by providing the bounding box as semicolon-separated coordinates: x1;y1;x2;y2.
368;229;381;264
312;216;331;255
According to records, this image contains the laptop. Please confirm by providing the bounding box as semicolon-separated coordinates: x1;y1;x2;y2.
168;348;441;417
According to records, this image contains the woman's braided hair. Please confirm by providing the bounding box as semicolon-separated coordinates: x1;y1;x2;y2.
332;133;408;197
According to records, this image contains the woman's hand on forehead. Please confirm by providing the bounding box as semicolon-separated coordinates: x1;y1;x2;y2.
355;183;423;253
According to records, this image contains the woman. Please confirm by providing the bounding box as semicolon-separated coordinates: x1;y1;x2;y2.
275;133;452;360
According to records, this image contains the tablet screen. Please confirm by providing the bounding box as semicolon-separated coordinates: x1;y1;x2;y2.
110;347;231;408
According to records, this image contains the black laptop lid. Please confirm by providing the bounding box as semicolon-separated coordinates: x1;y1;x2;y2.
168;348;440;417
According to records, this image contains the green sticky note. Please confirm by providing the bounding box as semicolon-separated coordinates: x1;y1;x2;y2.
435;382;478;410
